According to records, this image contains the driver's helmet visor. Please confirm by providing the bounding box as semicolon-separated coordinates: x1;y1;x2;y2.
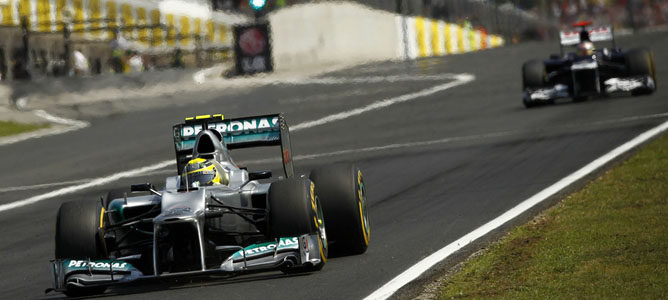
578;42;594;56
187;170;217;186
182;159;221;187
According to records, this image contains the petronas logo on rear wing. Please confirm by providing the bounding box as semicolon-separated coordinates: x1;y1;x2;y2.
181;116;279;137
172;113;294;178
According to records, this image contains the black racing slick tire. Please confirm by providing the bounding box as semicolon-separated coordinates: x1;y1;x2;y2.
55;199;108;296
268;178;327;272
104;189;128;209
522;59;546;89
626;48;657;95
626;48;656;78
55;199;106;259
310;164;370;256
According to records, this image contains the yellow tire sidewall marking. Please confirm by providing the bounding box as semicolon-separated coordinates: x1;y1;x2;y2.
357;170;369;246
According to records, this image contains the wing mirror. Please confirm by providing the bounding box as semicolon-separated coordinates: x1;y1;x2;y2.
130;183;161;196
248;171;272;181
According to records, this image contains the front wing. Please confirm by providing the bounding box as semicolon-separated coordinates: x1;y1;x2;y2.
524;75;655;103
48;234;323;294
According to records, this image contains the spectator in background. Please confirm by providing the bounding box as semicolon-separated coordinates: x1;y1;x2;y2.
11;51;31;80
93;58;102;74
110;48;124;73
0;49;6;80
72;48;89;76
128;51;144;73
171;48;185;69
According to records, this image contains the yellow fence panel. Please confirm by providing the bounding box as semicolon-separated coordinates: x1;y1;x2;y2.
205;20;214;43
165;13;175;46
136;6;148;45
121;3;134;38
105;0;117;37
37;0;50;32
415;17;427;58
431;21;442;56
179;16;189;46
89;0;101;37
150;9;162;47
218;23;226;44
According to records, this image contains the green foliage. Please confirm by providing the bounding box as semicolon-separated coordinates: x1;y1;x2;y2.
0;121;49;137
439;133;668;299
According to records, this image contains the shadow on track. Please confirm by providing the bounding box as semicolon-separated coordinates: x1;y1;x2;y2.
42;272;310;299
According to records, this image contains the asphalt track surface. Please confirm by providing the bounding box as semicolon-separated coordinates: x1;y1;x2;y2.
1;31;667;299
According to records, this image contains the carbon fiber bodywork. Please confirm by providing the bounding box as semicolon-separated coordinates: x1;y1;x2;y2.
49;114;327;295
523;24;656;106
523;51;656;105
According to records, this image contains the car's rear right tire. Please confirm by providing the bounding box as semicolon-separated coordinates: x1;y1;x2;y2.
310;164;370;256
104;189;128;209
626;48;656;95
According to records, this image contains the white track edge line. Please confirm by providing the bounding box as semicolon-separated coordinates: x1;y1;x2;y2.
0;168;175;193
291;73;474;131
363;119;668;300
0;74;474;213
0;160;174;213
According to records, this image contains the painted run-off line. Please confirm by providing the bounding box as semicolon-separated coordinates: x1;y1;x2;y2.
0;73;468;147
0;131;511;195
363;119;668;300
2;109;667;213
291;74;474;131
0;169;174;193
0;160;174;212
6;111;668;195
0;73;475;213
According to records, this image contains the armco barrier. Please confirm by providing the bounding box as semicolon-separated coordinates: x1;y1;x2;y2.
397;16;504;60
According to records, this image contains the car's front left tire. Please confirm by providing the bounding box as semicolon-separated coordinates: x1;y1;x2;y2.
55;198;108;296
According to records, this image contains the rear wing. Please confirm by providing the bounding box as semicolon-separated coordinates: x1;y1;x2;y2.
172;114;294;178
559;23;615;55
560;26;613;46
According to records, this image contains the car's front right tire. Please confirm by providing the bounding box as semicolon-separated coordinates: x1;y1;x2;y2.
268;178;327;273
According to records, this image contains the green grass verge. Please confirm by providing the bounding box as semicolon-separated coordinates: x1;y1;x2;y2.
0;120;50;137
439;133;668;299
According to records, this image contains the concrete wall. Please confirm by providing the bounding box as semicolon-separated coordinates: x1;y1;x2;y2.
268;2;504;71
269;2;400;71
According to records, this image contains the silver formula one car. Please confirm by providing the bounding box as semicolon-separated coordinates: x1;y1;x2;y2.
522;21;657;108
48;114;370;297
